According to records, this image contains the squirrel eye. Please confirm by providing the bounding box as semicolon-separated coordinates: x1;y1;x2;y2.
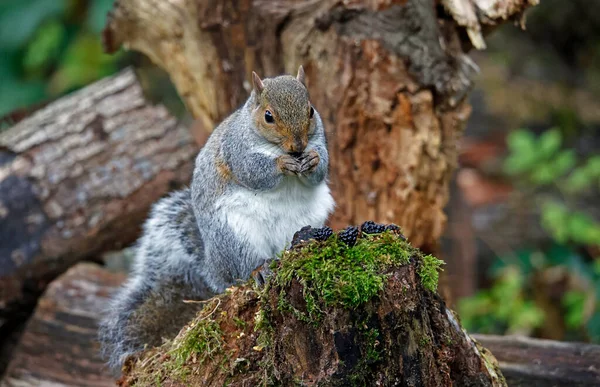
309;106;315;119
264;110;274;124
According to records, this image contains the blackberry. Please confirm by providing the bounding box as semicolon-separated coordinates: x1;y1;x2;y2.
360;221;386;234
338;226;359;247
385;224;406;240
313;226;334;242
291;225;315;248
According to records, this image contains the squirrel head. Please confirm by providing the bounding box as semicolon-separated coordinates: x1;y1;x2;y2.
251;66;316;156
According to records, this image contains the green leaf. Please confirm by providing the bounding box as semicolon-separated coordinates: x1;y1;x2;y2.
504;129;541;176
563;291;586;329
541;202;569;243
586;156;600;178
530;164;557;185
566;168;593;193
538;128;562;159
578;224;600;246
552;150;576;177
504;153;538;175
567;213;598;244
22;19;66;74
507;129;536;153
509;301;545;333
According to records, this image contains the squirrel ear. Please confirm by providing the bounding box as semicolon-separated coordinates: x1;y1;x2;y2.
252;71;264;94
296;65;306;86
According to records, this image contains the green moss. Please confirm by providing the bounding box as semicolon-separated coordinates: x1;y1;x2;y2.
254;307;273;350
346;326;383;387
233;316;247;329
275;232;412;320
364;328;382;363
419;336;431;347
443;334;453;346
418;254;445;292
171;318;224;366
477;342;507;386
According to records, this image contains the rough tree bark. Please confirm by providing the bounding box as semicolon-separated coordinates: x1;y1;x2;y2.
0;69;198;326
473;334;600;386
2;263;126;386
104;0;538;252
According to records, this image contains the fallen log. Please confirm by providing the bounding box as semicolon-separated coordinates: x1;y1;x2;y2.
2;263;125;386
0;69;198;325
118;226;506;386
473;334;600;386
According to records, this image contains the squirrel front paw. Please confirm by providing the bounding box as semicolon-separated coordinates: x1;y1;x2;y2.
276;154;300;176
252;259;276;288
299;150;320;175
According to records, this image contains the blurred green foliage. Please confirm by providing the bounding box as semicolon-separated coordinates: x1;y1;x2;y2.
0;0;123;117
459;266;545;335
460;128;600;342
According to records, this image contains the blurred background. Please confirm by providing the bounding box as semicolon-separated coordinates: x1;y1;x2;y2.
0;0;599;376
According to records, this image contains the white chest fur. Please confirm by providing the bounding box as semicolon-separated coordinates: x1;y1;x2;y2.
216;178;335;260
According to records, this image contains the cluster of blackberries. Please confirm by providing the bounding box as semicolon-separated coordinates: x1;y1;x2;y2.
385;224;406;240
290;221;406;249
361;221;405;238
313;226;334;241
360;221;386;234
338;226;359;246
290;225;334;248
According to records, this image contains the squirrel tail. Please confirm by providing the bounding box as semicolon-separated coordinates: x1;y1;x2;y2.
98;278;153;372
98;275;202;372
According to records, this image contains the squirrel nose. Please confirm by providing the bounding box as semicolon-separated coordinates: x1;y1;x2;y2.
288;139;306;156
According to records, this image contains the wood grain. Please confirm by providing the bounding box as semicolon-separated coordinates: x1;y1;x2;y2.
0;69;198;323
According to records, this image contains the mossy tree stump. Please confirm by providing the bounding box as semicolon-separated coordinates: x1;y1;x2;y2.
119;227;505;386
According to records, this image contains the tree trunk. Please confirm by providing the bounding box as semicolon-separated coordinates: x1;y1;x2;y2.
103;0;537;252
0;69;198;325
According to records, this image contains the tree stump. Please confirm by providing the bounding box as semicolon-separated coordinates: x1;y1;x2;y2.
118;226;505;386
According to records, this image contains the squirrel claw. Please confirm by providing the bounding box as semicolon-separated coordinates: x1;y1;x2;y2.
299;151;319;174
277;155;300;176
252;259;275;288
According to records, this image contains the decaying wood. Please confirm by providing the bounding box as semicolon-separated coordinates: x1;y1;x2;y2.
473;334;600;386
0;69;198;323
2;263;125;387
104;0;537;252
441;0;539;49
118;232;506;386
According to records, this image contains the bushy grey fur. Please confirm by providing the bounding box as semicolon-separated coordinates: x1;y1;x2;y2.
98;70;334;372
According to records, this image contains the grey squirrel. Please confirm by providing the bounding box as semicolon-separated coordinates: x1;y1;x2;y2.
98;66;335;371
